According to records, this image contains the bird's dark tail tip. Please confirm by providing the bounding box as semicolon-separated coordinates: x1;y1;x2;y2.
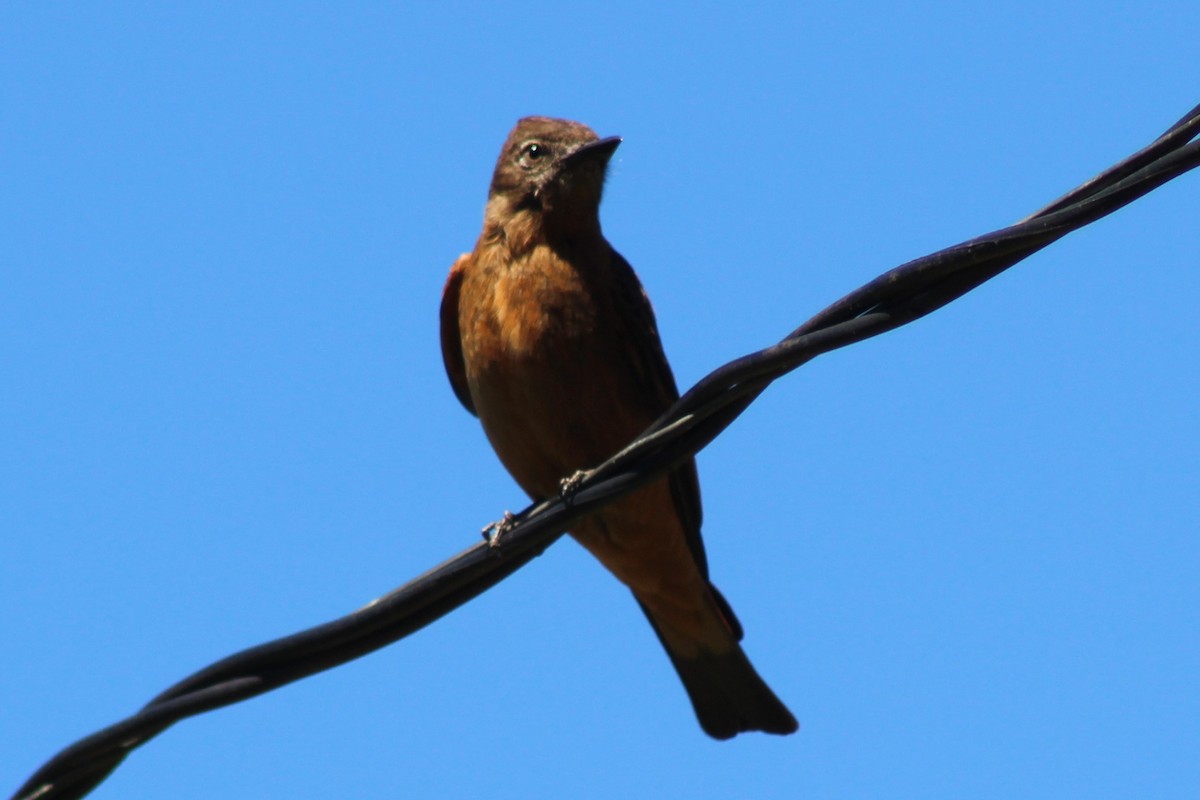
671;644;799;740
638;598;797;740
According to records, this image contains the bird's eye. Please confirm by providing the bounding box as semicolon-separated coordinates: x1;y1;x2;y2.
519;141;548;167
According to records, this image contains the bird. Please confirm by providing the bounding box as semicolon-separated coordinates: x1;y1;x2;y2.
440;116;796;739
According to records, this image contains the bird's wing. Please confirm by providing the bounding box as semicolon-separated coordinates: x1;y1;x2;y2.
440;253;476;416
608;249;709;578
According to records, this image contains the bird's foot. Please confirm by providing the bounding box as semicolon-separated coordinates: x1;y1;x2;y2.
481;511;516;548
559;469;591;503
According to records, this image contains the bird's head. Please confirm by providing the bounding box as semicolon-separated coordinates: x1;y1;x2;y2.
487;116;621;228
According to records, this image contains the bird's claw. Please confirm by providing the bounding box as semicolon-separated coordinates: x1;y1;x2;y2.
559;470;591;502
481;511;516;548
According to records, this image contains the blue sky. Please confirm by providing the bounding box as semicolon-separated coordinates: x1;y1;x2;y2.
3;4;1198;798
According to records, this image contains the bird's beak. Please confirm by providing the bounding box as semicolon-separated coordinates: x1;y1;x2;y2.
563;136;622;168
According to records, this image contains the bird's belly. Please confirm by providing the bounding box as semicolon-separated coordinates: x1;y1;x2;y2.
463;257;638;498
468;323;610;500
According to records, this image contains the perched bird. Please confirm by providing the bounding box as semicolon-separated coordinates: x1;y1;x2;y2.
440;116;796;739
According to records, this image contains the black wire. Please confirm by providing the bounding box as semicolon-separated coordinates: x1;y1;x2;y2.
11;102;1200;800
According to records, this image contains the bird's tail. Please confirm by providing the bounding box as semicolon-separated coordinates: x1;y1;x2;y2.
637;587;797;740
